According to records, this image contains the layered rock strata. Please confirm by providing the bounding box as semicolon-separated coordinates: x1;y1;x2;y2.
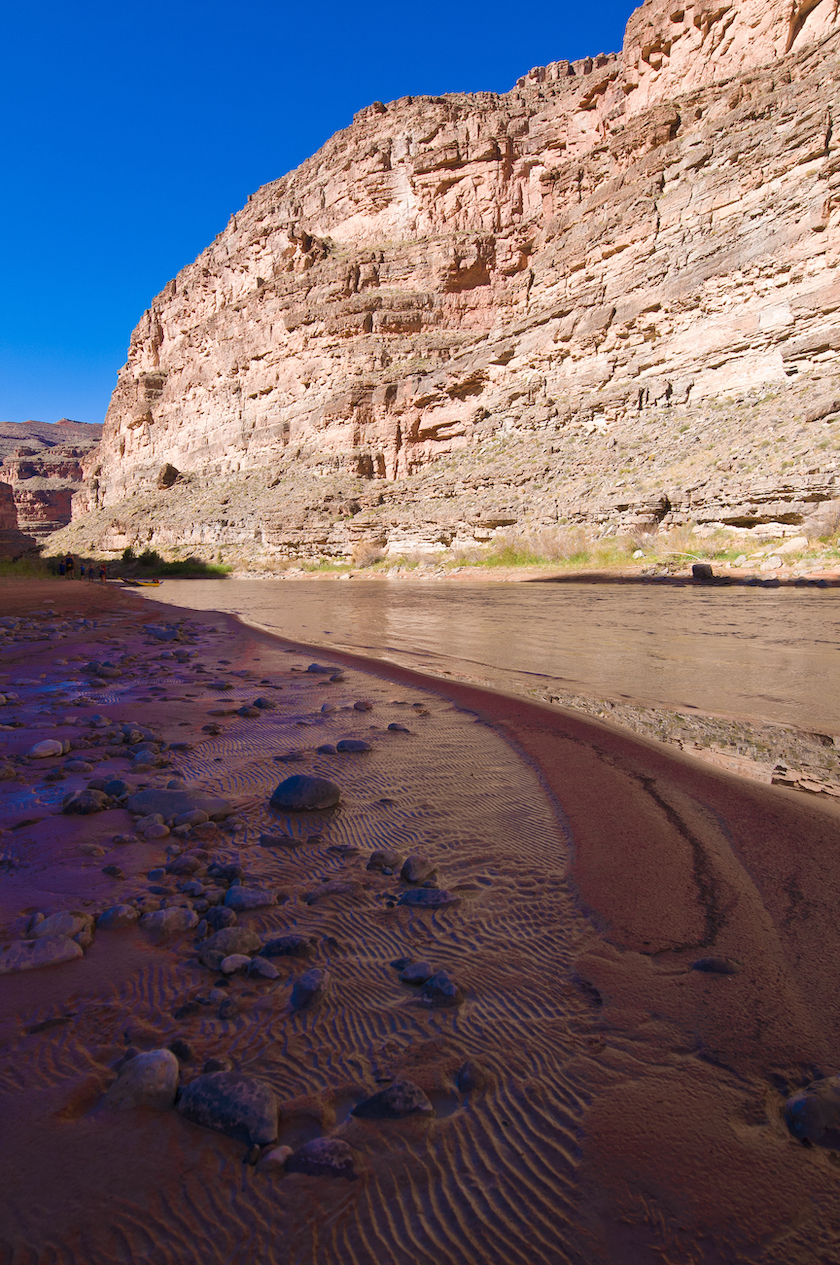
69;0;840;558
0;420;101;554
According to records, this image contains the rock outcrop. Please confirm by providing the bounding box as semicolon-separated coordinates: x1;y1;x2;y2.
65;0;840;560
0;420;102;553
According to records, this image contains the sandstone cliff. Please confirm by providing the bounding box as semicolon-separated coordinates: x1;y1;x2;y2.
66;0;840;560
0;420;101;555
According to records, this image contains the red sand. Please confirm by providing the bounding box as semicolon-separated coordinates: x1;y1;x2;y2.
1;580;839;1264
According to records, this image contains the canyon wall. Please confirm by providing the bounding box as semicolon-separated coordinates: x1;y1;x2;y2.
68;0;840;560
0;420;101;555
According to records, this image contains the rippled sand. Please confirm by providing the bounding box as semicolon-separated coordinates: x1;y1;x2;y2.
2;581;840;1263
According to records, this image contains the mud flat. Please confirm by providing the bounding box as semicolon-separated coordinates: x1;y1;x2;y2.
1;579;840;1264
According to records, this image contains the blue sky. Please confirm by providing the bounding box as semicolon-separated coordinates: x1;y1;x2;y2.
0;0;633;425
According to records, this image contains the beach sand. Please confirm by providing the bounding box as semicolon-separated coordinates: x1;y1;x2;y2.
1;579;839;1264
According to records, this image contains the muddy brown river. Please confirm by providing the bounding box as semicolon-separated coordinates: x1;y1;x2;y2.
147;578;840;734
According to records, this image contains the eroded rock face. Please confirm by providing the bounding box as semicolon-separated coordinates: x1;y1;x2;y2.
0;421;101;554
64;0;840;555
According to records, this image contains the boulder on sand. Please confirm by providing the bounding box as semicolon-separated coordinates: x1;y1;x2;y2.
177;1071;278;1144
269;775;340;811
352;1079;434;1120
126;788;232;821
0;936;84;975
103;1049;179;1110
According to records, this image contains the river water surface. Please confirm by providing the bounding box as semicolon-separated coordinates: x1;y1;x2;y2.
148;578;840;734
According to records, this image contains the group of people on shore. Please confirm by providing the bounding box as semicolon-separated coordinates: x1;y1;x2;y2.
58;554;106;582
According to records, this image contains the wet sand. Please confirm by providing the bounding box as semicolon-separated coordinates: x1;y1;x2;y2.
2;580;840;1264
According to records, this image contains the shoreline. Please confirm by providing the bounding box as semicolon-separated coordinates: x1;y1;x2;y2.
3;579;840;1262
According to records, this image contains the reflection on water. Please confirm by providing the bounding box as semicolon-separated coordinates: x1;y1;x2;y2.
147;579;840;733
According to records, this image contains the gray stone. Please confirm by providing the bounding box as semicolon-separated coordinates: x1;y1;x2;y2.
306;663;335;674
248;956;280;979
367;848;402;872
97;904;139;930
456;1061;484;1093
400;961;433;984
336;739;372;753
0;936;84;974
126;788;231;820
198;926;261;970
103;1049;179;1110
259;934;314;960
290;967;329;1010
400;854;436;884
139;907;199;935
351;1079;434;1120
252;696;277;709
31;911;93;941
387;724;411;733
63;789;109;815
220;953;252;974
177;1071;278;1145
785;1075;840;1141
205;906;237;932
224;887;277;911
285;1137;357;1179
269;775;340;811
398;889;460;909
417;970;462;1007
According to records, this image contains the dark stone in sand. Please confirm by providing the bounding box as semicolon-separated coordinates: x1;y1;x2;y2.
97;904;139;930
167;855;201;876
252;696;277;709
203;1057;232;1074
691;956;741;975
417;970;462;1007
102;865;125;879
260;833;298;849
199;927;261;970
63;788;109;815
353;701;373;712
400;961;433;984
126;788;231;820
290;967;329;1010
388;723;411;733
207;863;243;885
170;1038;194;1061
336;739;372;753
785;1076;840;1141
270;775;340;811
316;744;336;754
285;1137;357;1179
219;997;239;1020
103;779;131;798
260;934;314;960
368;848;402;872
177;1071;278;1145
401;854;436;884
173;1000;203;1020
237;706;261;718
398;889;460;909
456;1061;484;1093
330;674;345;683
205;906;237;932
306;663;335;674
352;1079;434;1120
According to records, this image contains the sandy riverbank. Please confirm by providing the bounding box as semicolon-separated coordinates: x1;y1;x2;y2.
2;579;840;1264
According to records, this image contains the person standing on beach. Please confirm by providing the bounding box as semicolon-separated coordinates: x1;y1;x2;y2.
58;560;65;578
79;563;85;580
99;563;106;583
88;562;95;581
65;554;75;579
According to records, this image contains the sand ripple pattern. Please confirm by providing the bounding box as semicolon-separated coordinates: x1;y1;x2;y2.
0;648;601;1265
